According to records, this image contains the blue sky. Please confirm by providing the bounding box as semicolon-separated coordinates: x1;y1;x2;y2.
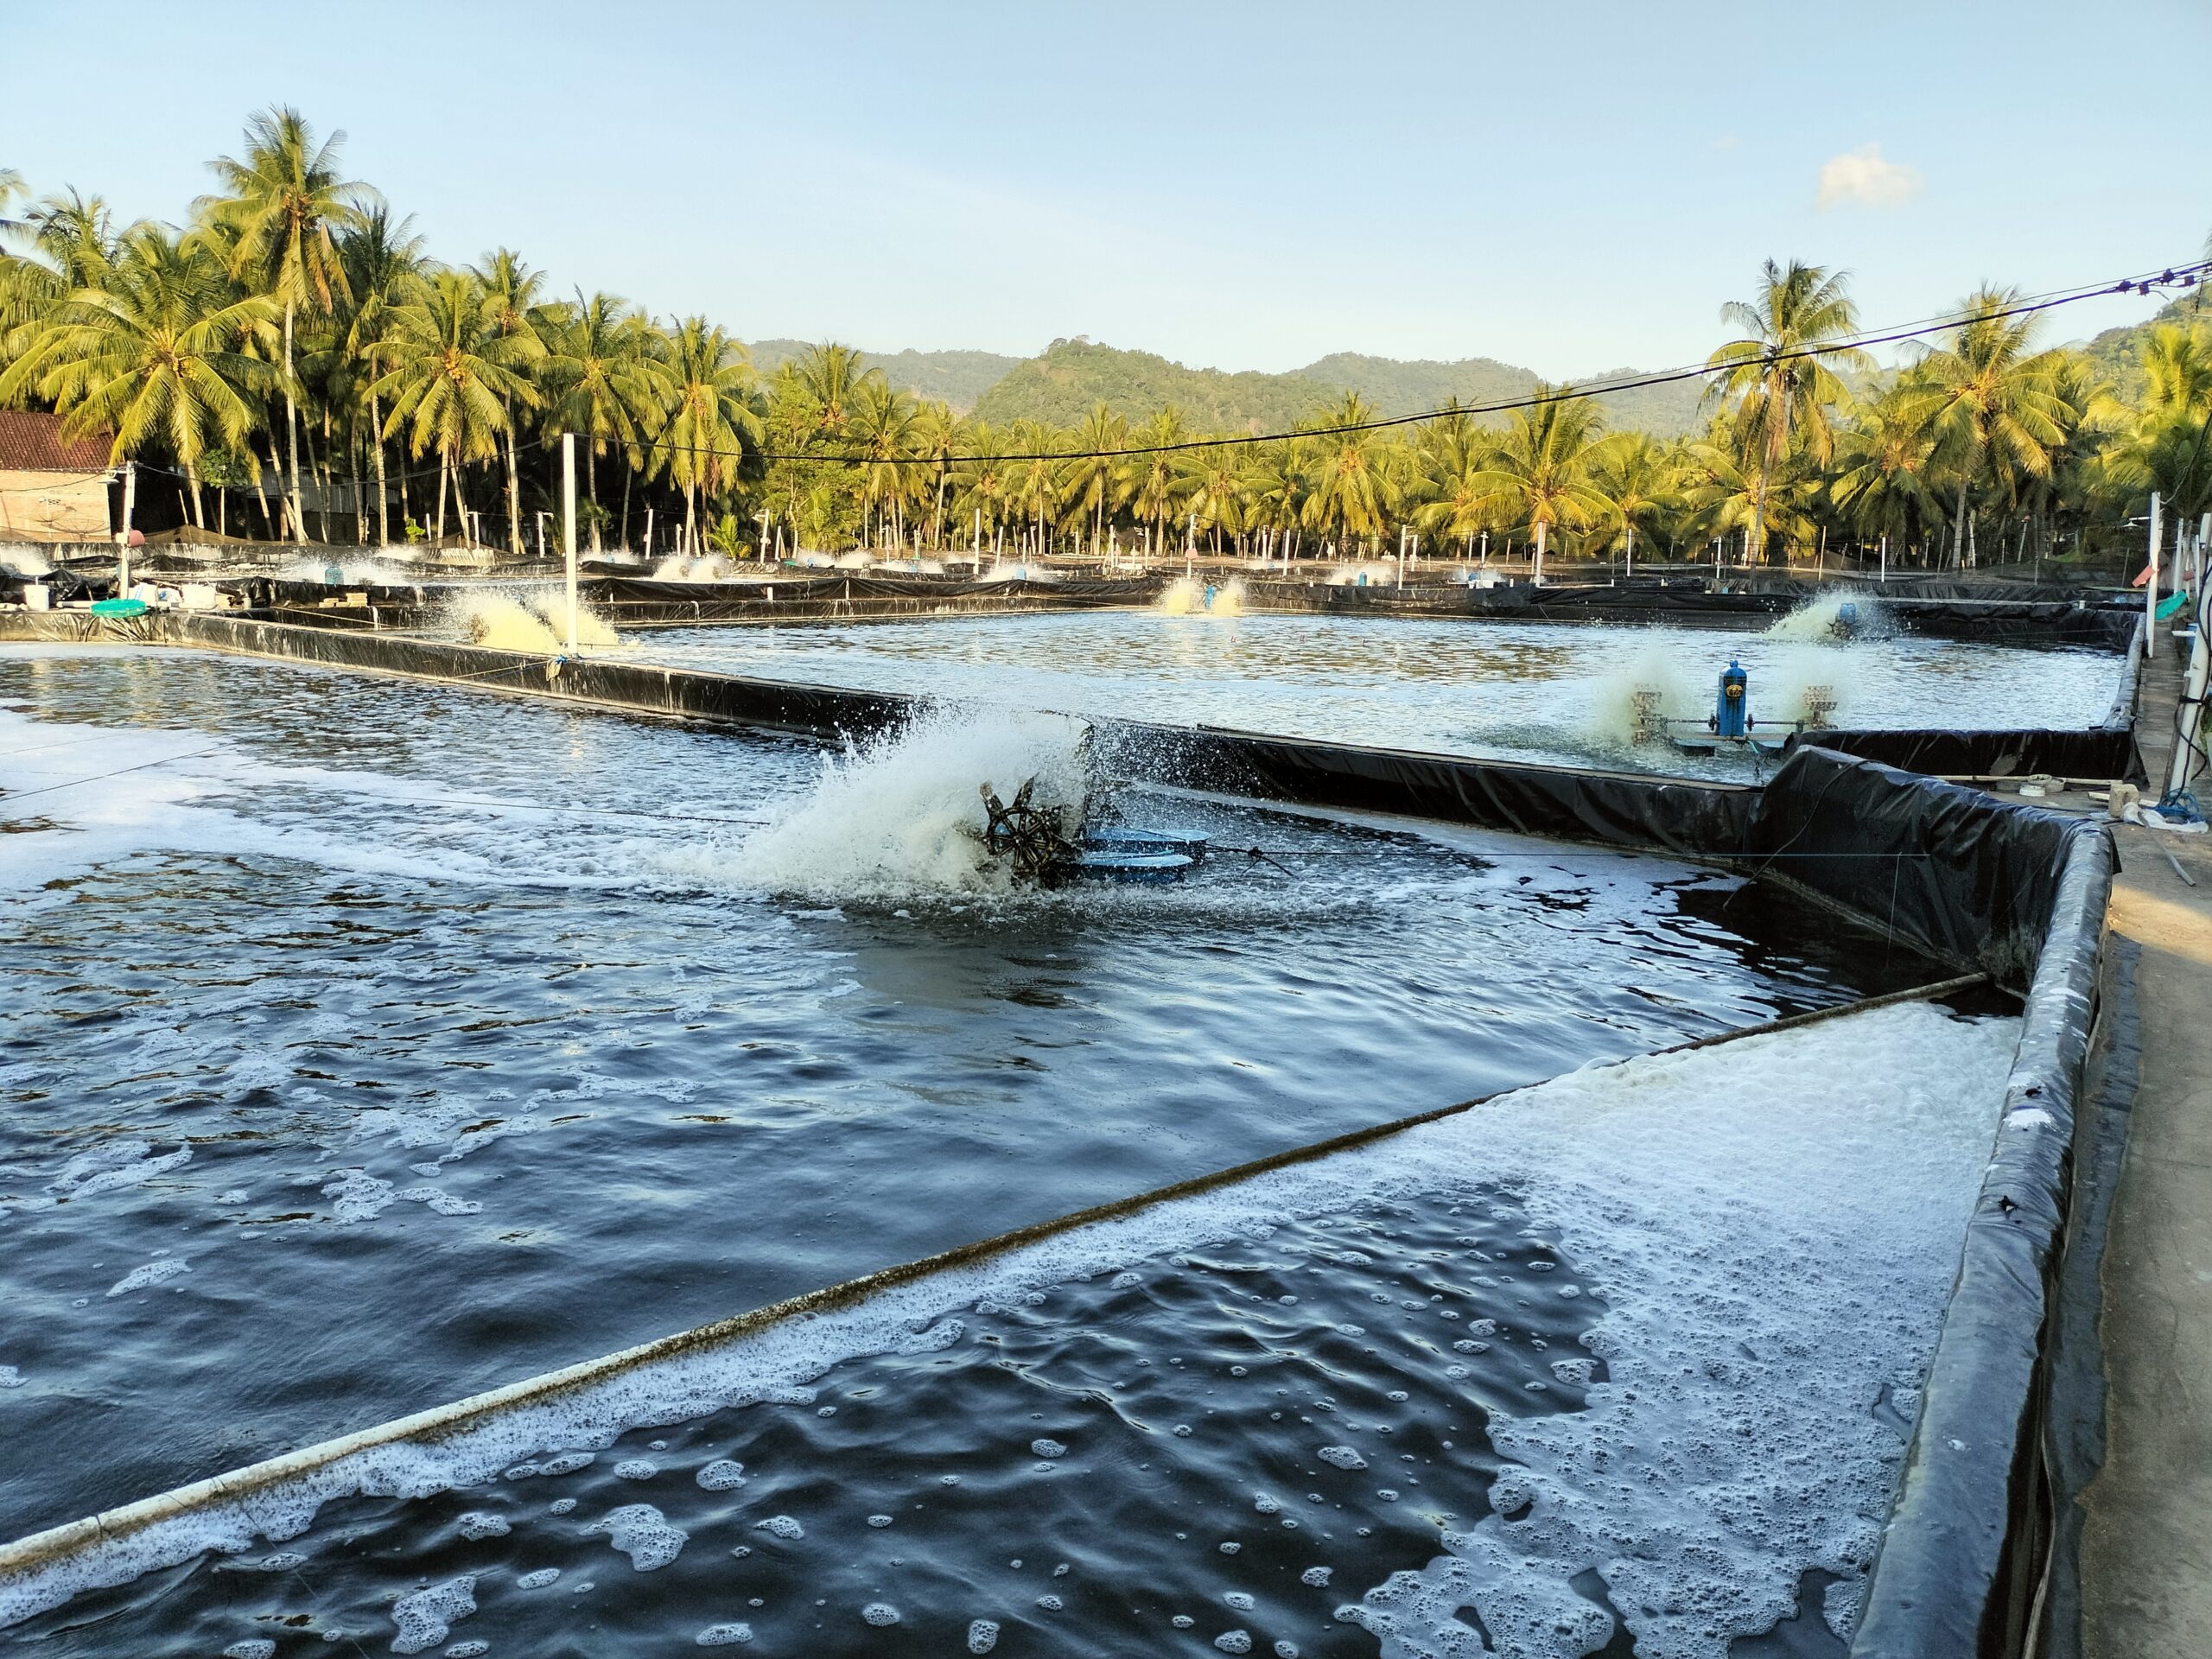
5;1;2204;375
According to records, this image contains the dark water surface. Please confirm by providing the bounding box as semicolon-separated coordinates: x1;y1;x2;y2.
0;646;1940;1554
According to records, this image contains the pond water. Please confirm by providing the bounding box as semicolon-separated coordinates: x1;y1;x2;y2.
0;643;1984;1656
621;608;2123;777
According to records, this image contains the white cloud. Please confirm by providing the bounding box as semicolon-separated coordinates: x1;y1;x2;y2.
1815;143;1924;210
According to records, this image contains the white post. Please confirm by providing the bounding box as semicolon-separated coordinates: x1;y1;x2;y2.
1533;519;1547;586
1624;524;1634;581
973;508;981;560
535;511;546;560
1185;512;1196;578
562;432;578;653
117;461;136;594
1879;533;1888;584
1478;530;1487;566
644;506;654;558
758;511;770;565
2147;491;2164;647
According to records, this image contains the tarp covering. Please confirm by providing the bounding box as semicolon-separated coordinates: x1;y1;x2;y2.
1785;725;2142;784
1099;720;1757;860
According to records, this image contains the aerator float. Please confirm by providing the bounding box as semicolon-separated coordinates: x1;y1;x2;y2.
975;777;1208;886
1631;660;1838;758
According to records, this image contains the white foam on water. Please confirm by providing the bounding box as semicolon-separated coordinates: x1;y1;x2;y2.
390;1574;475;1654
724;707;1090;902
104;1258;189;1298
0;1005;2013;1651
583;1503;686;1570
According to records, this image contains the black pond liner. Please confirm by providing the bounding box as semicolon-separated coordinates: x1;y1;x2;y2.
6;613;2119;1659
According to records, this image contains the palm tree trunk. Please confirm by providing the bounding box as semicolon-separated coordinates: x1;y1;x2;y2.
1534;518;1548;586
370;393;389;545
1951;478;1968;569
435;454;449;543
587;445;601;553
283;301;304;543
620;465;633;550
185;461;204;530
504;419;524;556
350;426;365;545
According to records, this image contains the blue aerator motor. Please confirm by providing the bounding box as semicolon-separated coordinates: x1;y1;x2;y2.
1714;659;1750;739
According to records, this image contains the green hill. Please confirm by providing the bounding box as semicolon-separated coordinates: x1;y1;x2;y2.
1297;351;1709;436
969;339;1334;432
2075;296;2199;404
742;339;1021;412
966;338;1710;437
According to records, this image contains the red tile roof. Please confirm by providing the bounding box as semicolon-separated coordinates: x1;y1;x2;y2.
0;410;114;472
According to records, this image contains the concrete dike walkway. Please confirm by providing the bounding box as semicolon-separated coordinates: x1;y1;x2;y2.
2080;636;2212;1657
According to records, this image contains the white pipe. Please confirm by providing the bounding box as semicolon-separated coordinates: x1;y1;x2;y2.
2147;492;2164;648
562;432;578;653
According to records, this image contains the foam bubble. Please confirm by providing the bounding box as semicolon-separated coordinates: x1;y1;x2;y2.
752;1516;803;1541
583;1504;686;1570
517;1568;561;1590
861;1603;900;1626
967;1618;1001;1653
454;1513;507;1541
391;1574;475;1655
696;1460;747;1491
696;1623;753;1646
105;1258;189;1298
1316;1446;1365;1471
223;1643;275;1659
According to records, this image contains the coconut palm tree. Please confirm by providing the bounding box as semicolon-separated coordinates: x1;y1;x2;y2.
0;224;278;525
1176;442;1251;555
0;189;127;361
950;419;1013;554
655;315;762;551
789;341;869;439
1590;431;1678;573
1300;393;1403;559
198;106;369;542
1828;388;1941;563
906;399;958;550
544;291;667;552
332;206;426;543
1706;259;1866;561
1059;402;1128;556
370;266;538;542
849;375;918;549
1243;437;1309;560
473;248;553;554
1460;385;1612;582
1902;288;2069;567
1126;406;1192;561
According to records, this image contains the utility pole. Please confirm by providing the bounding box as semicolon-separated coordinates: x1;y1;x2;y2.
2147;492;2164;647
563;433;579;653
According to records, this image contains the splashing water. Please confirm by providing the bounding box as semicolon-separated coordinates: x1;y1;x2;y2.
652;555;732;582
981;561;1057;583
1592;638;1856;750
1325;562;1402;587
278;555;420;586
1159;577;1246;617
1766;588;1891;643
736;708;1092;901
449;588;619;652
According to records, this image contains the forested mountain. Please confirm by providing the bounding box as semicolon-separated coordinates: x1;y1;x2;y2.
1297;352;1708;435
969;339;1331;431
966;340;1709;435
743;340;1019;412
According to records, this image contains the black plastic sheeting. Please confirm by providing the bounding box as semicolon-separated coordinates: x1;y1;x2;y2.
1102;720;1757;860
1784;726;2142;785
586;572;1164;616
1242;578;2139;647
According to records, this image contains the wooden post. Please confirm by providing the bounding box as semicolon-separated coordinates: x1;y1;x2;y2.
117;461;137;594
